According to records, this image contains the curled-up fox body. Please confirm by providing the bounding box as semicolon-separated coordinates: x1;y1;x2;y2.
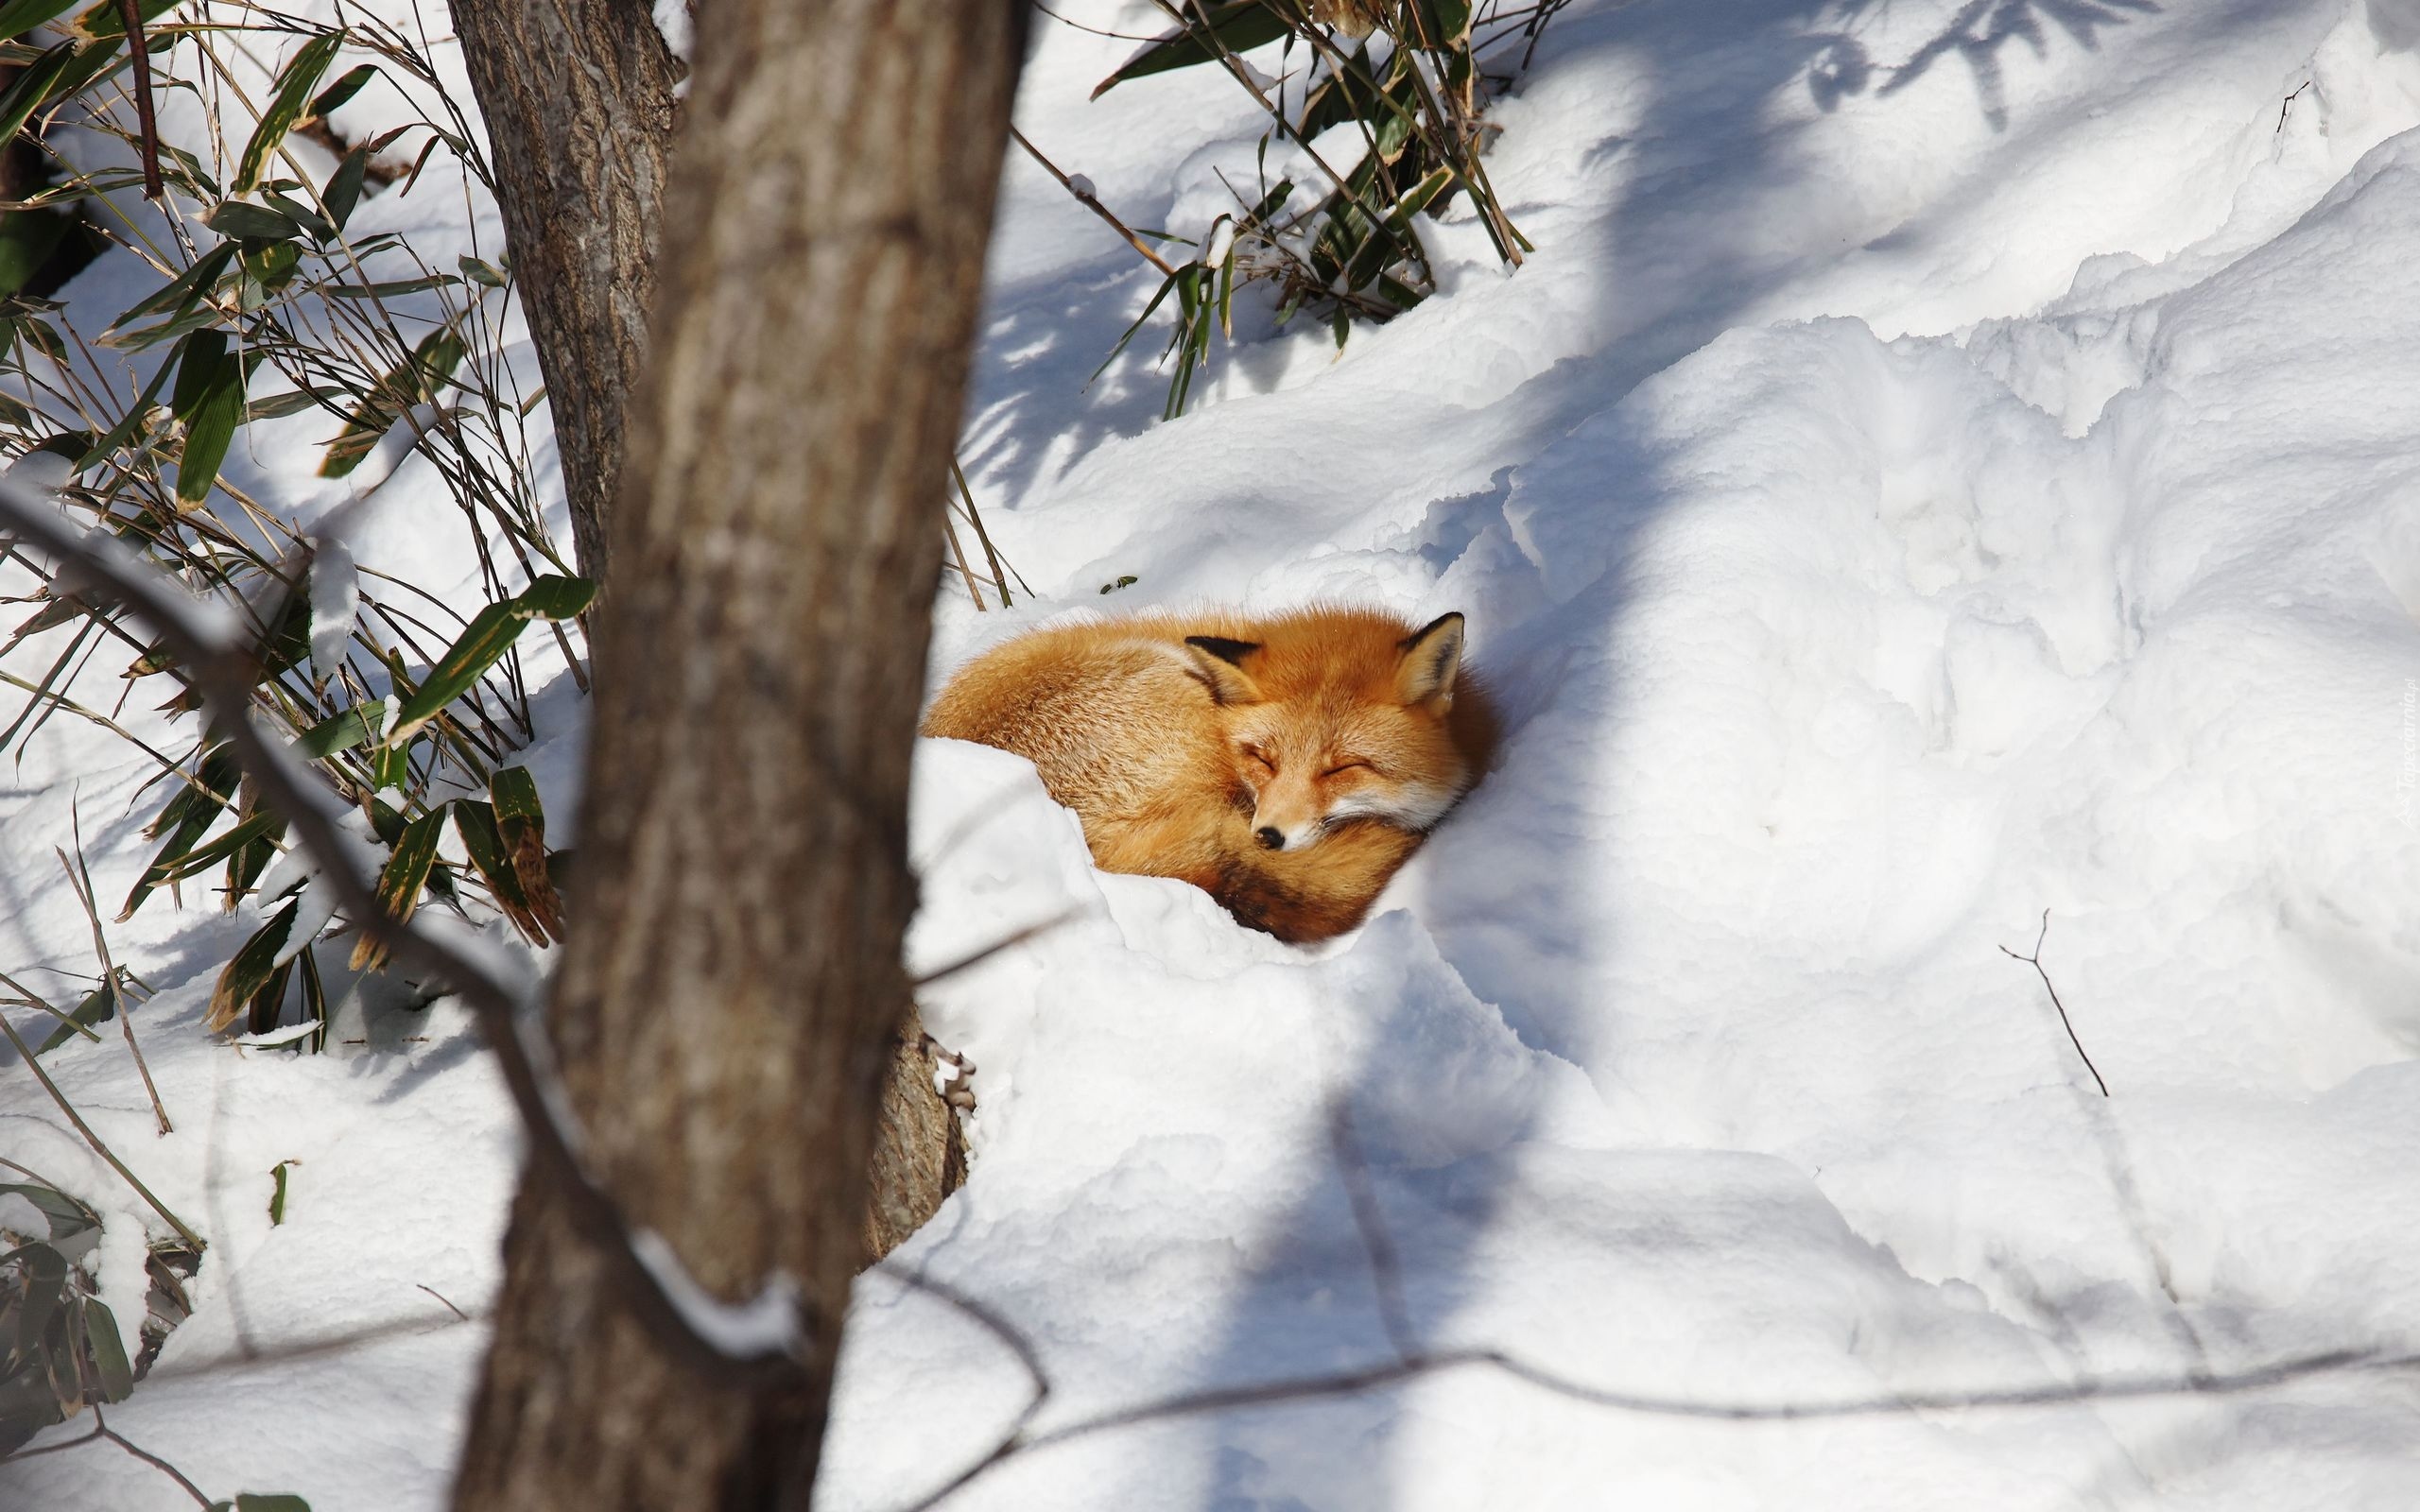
922;606;1496;942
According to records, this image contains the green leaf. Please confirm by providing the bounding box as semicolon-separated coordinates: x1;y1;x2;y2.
68;0;175;43
318;325;466;476
9;1243;64;1361
1092;1;1290;97
169;327;244;505
0;0;81;42
511;574;596;621
384;576;594;743
490;765;562;940
233;31;344;193
122;750;242;919
452;799;544;942
291;700;387;759
1409;0;1471;45
0;1183;92;1240
203;198;300;242
307;60;374;119
267;1160;296;1225
457;254;505;288
0;43;78;148
320;273;458;300
260;187;334;242
246;385;346;421
207;900;296;1031
131;809;284;902
32;984;112;1054
349;807;441;971
234;1496;315;1512
239;239;302;307
322;144;369;232
105;242;235;335
81;1297;132;1402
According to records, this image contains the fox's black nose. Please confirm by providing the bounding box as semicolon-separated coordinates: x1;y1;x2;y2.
1254;826;1285;850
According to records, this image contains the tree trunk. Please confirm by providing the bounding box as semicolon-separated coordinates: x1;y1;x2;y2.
449;0;682;583
447;3;1024;1507
454;0;971;1255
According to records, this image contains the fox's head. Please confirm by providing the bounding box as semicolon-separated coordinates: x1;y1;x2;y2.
1181;610;1475;853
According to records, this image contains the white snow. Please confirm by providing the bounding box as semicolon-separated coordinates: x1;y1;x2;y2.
9;0;2420;1508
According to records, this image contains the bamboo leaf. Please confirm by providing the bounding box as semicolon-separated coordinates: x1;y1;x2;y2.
452;799;546;943
384;576;593;743
67;0;174;42
246;385;347;421
206;900;295;1031
320;273;458;300
322;144;369;232
306;60;374;119
81;1297;131;1401
202;198;300;242
9;1244;63;1360
291;701;387;760
122;749;241;919
169;327;244;506
319;326;464;476
490;766;562;942
0;0;80;41
103;242;234;335
0;42;78;147
1092;1;1290;97
233;31;344;193
0;1185;95;1239
130;810;283;907
32;984;112;1053
348;808;441;971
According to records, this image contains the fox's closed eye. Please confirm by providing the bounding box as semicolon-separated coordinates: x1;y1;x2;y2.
1242;746;1276;770
1322;760;1374;778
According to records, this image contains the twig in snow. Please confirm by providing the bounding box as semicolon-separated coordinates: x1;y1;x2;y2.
911;907;1083;990
2277;81;2310;133
0;967;104;1044
870;1091;2420;1512
0;472;814;1389
0;1000;204;1250
1010;126;1182;277
98;1411;211;1507
2000;910;2109;1097
58;817;171;1134
417;1282;472;1321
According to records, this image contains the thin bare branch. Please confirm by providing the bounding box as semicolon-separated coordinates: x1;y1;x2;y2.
910;907;1082;989
59;821;170;1134
1010;126;1182;277
0;998;204;1250
0;472;814;1388
2000;911;2109;1097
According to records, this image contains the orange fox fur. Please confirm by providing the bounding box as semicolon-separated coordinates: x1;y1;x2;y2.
922;605;1496;942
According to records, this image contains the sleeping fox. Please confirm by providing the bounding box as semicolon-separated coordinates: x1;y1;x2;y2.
922;606;1496;942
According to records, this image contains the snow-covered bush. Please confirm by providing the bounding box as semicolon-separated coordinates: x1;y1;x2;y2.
0;4;579;1045
1079;0;1561;415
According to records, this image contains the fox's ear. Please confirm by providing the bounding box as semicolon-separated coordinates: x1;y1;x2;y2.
1184;634;1264;705
1395;612;1465;710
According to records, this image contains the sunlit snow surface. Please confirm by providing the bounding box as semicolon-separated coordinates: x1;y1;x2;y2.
10;1;2420;1507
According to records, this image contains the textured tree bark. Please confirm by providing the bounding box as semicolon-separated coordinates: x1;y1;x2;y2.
447;3;1024;1506
449;0;681;582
